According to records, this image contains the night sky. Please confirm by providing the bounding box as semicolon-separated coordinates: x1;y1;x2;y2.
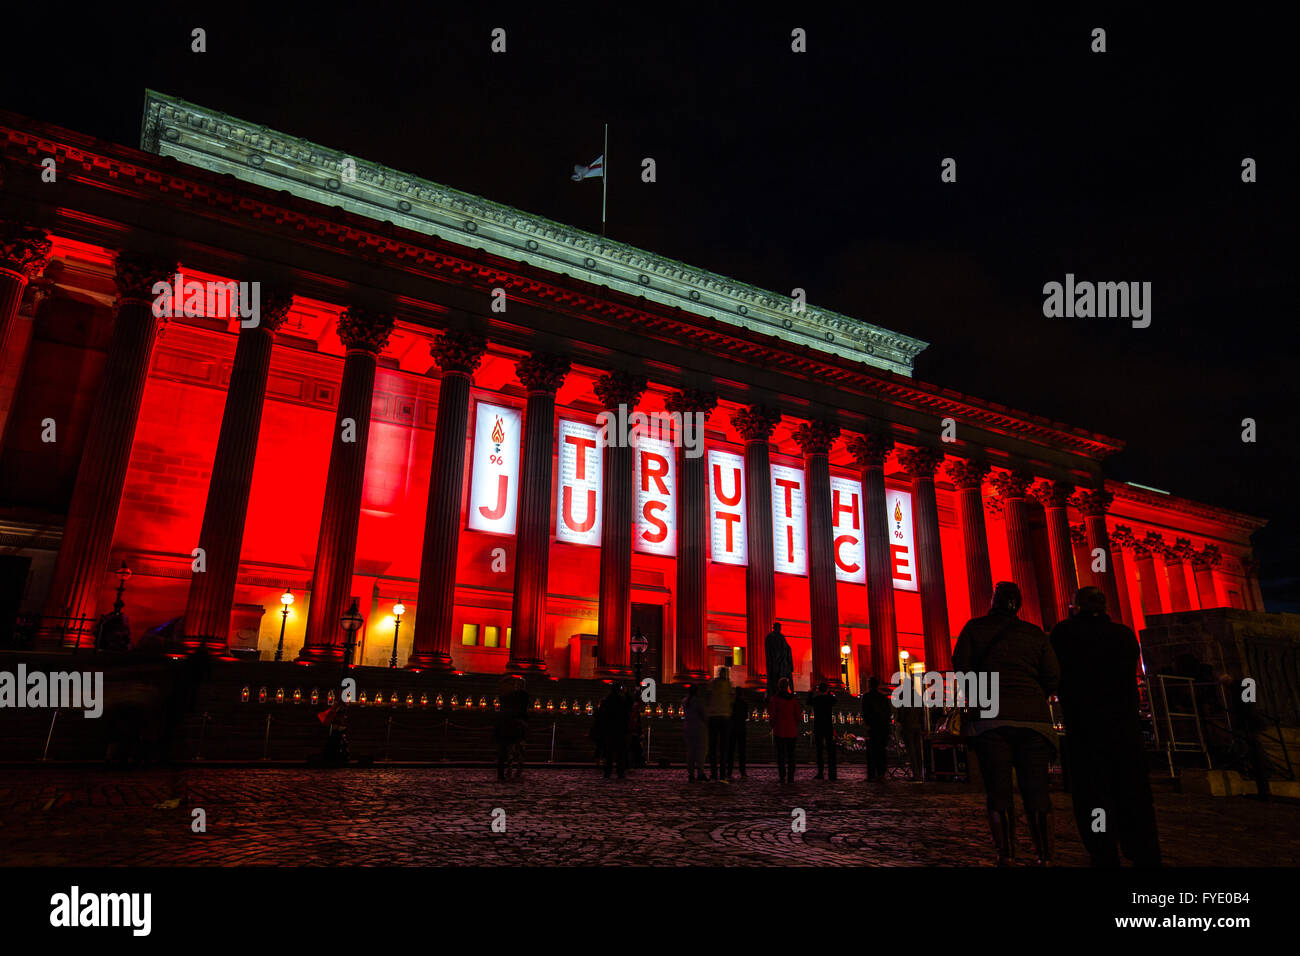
5;7;1296;608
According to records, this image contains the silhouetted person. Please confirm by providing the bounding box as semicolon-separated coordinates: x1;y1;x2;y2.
808;681;837;780
726;688;749;779
595;685;630;778
769;677;803;783
706;666;736;781
953;580;1060;865
319;701;350;766
493;675;530;780
1051;586;1162;866
895;677;926;782
683;683;709;781
765;622;793;698
862;677;893;781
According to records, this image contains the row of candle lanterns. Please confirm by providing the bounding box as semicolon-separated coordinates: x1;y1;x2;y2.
237;686;864;723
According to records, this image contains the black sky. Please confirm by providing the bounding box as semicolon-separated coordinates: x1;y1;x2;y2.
4;6;1296;608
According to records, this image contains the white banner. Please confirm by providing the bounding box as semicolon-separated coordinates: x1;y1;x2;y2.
708;449;746;566
888;488;918;591
634;438;676;556
829;475;867;584
556;419;602;546
771;464;807;576
466;402;522;535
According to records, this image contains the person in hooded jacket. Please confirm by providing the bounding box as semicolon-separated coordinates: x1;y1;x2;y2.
953;580;1061;866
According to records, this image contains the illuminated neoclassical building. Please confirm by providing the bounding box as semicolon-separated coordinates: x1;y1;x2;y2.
0;93;1267;690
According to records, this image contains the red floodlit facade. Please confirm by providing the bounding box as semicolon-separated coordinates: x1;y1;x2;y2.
0;96;1268;691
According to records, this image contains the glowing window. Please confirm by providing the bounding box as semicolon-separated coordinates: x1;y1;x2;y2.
483;626;500;648
505;627;512;648
461;624;479;646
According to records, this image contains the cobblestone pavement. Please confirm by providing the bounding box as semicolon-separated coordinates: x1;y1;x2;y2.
1;767;1297;867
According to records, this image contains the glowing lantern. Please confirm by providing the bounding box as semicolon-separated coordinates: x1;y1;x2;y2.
585;701;594;716
257;687;267;704
327;690;336;706
479;696;487;709
310;688;320;706
292;688;302;704
450;695;459;709
275;688;285;704
359;691;367;705
240;686;250;703
464;696;473;710
405;694;414;708
420;693;428;708
559;699;568;713
655;703;664;717
546;699;554;712
493;697;500;711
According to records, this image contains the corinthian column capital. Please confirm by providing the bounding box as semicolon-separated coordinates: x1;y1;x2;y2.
946;458;991;490
338;308;396;355
896;446;945;480
845;432;894;469
730;405;781;443
665;387;719;417
990;469;1035;500
515;351;571;393
113;252;178;305
1073;488;1115;518
593;370;648;411
1031;480;1075;510
0;222;53;278
1192;544;1222;570
430;328;486;375
792;420;839;457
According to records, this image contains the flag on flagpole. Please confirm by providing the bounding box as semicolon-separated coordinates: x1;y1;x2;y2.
571;155;604;181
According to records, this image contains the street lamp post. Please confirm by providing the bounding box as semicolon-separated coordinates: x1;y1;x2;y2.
840;633;852;694
275;589;294;662
389;600;405;668
340;599;364;670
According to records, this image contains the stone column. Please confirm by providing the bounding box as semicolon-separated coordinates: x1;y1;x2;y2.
898;446;952;671
947;459;993;618
794;420;842;688
991;470;1046;629
1070;524;1094;589
298;308;395;663
1107;526;1137;629
732;405;782;687
1162;537;1194;612
181;291;293;653
42;252;176;643
1032;480;1078;629
0;222;52;449
506;352;570;673
1192;545;1222;609
666;388;717;681
1241;554;1266;612
407;330;488;670
1075;489;1123;622
594;371;647;678
1132;532;1165;618
846;433;897;682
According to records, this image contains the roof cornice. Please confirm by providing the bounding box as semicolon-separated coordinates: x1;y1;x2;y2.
139;90;927;377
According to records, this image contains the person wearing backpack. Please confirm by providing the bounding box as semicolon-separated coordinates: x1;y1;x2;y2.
952;581;1061;865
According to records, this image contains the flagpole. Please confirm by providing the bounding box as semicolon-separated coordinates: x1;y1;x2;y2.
601;123;608;237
